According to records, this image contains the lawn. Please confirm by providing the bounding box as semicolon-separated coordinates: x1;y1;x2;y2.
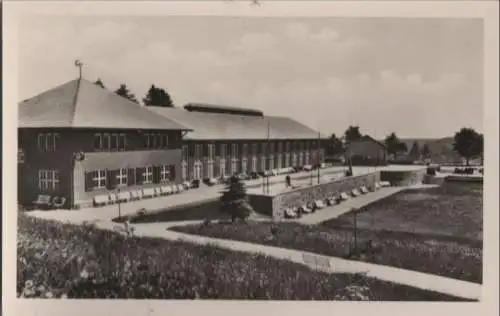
324;181;483;241
17;215;470;300
116;198;231;223
172;181;483;283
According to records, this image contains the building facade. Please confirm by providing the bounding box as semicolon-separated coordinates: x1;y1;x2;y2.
18;79;189;208
346;135;388;166
148;104;325;182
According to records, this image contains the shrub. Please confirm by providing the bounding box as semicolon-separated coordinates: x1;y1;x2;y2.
220;176;253;222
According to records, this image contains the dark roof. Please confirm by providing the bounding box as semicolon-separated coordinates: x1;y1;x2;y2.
18;79;191;131
351;135;387;148
184;103;264;117
147;106;319;140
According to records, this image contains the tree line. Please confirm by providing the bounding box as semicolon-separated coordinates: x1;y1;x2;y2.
326;125;483;166
94;78;174;107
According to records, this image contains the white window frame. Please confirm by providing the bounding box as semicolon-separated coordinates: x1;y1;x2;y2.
231;144;238;159
252;156;258;172
195;144;202;161
181;161;188;181
92;170;106;189
208;144;215;161
142;166;153;184
38;169;59;191
116;168;127;186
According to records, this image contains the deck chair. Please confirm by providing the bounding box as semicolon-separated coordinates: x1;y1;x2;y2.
360;186;370;194
300;204;313;214
177;184;185;193
314;200;325;210
33;194;52;209
161;185;172;195
351;188;361;197
51;196;66;209
284;208;297;219
339;192;350;201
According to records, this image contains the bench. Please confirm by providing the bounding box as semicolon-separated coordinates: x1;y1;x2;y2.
93;194;110;207
161;185;173;195
141;188;155;199
116;191;131;203
33;194;53;209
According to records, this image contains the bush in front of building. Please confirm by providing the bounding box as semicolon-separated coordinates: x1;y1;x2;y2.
16;215;469;300
220;176;253;222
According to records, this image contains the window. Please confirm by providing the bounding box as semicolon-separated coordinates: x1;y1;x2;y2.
116;168;127;186
252;143;258;156
220;144;227;158
182;145;188;161
94;133;126;151
208;144;215;161
37;133;59;152
231;144;238;158
92;170;106;189
38;169;59;191
160;165;175;182
278;142;283;153
242;144;248;156
144;133;169;149
142;166;153;184
261;143;267;155
195;144;202;160
286;142;291;152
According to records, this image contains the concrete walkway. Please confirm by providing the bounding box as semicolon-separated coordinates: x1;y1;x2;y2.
91;219;481;300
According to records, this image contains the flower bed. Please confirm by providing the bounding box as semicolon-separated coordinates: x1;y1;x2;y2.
17;215;469;300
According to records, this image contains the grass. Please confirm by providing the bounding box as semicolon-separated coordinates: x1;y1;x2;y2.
116;198;231;223
172;181;482;283
16;214;470;300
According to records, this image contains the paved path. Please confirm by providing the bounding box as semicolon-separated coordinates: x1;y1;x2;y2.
89;219;481;300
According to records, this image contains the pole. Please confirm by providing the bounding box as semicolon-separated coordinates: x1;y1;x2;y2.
317;131;321;184
267;122;270;194
353;209;358;253
117;188;122;220
75;60;83;79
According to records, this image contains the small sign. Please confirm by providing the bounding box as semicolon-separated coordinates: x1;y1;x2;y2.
18;149;24;164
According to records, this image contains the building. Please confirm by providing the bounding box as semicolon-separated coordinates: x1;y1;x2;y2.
147;103;325;182
346;135;388;166
18;79;190;208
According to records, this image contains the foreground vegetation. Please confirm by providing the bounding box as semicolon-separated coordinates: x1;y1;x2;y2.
173;182;482;283
17;215;470;300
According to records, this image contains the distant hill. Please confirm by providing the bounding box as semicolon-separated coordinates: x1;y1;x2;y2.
376;137;464;164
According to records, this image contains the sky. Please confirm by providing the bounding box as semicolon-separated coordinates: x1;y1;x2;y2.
17;15;484;139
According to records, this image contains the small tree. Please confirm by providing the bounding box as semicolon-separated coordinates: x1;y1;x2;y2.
421;143;431;159
327;133;344;157
453;128;483;166
220;176;253;222
343;125;362;143
143;84;175;107
384;132;400;159
408;141;420;161
115;84;139;103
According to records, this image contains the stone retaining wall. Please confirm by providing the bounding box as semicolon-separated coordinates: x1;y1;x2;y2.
247;172;379;219
380;169;426;186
